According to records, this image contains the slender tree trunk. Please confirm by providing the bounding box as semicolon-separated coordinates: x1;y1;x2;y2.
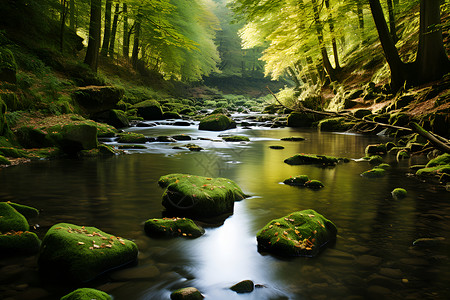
357;1;364;30
108;3;120;58
122;3;129;58
131;19;141;69
288;66;302;89
415;0;450;84
100;0;112;57
69;0;75;31
60;0;69;53
386;0;398;43
84;0;102;72
324;0;340;70
311;0;336;82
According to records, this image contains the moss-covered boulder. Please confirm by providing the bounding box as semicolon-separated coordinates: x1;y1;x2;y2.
93;109;130;129
392;188;407;199
222;135;250;142
230;280;254;293
117;132;147;144
38;223;138;282
283;175;310;186
377;163;391;170
133;100;163;120
73;86;124;115
171;134;192;141
185;144;203;151
163;111;182;119
361;168;386;178
284;154;346;166
0;231;41;254
426;153;450;168
0;47;17;83
0;146;29;158
158;174;247;218
144;217;204;238
79;144;118;157
369;155;383;165
280;136;305;141
416;165;450;177
15;126;52;149
5;201;39;219
396;149;410;160
318;117;354;132
256;209;337;257
0;202;30;232
305;180;324;189
170;287;204;300
198;114;236;131
0;155;10;165
47;124;98;154
287;112;322;127
60;288;111;300
365;144;387;156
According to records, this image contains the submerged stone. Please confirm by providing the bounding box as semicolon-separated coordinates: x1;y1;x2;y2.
426;153;450;168
284;154;346;166
257;209;337;257
198;114;236;131
230;280;254;293
361;168;386;178
391;188;407;199
369;155;383;165
60;288;111;300
117;132;147;144
222;135;250;142
38;223;138;282
283;175;310;186
133;100;163;120
5;201;39;219
305;180;325;189
269;145;285;149
144;217;204;238
158;174;247;218
170;287;203;300
280;136;305;141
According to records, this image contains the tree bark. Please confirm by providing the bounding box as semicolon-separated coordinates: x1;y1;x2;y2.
415;0;450;85
122;3;129;58
324;0;340;70
131;19;141;69
100;0;112;57
60;0;69;53
69;0;75;31
84;0;102;72
386;0;398;43
108;3;120;58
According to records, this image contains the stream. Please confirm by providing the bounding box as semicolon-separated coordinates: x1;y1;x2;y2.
1;115;449;299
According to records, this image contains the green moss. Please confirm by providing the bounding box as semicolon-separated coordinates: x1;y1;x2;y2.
416;165;450;177
287;112;319;127
280;136;305;141
133;100;163;120
171;134;192;141
318;117;354;131
117;132;147;143
60;288;111;300
365;144;387;155
396;150;410;160
79;144;117;157
305;180;324;189
185;144;203;151
144;217;205;238
0;155;10;165
15;126;52;149
198;114;235;131
46;124;98;154
284;154;346;166
38;223;138;282
256;209;337;257
222;136;250;142
0;202;30;232
0;146;29;158
0;231;41;254
5;201;39;219
117;144;147;149
163;111;182;119
377;163;391;170
391;188;407;199
369;155;383;165
426;153;450;168
361;168;386;178
283;175;310;186
158;174;247;218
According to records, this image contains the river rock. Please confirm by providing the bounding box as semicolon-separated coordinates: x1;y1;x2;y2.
318;117;354;132
93;109;130;129
133;100;163;120
38;223;138;282
198;114;236;131
287;112;321;127
173;121;191;126
73;86;124;115
61;288;111;300
3;201;39;219
170;287;203;300
158;174;247;218
361;168;386;178
283;175;310;186
284;154;346;166
117;132;147;144
15;126;52;149
304;180;324;189
222;135;250;142
46;124;98;154
0;231;41;254
269;145;284;149
0;202;30;232
171;135;192;141
230;280;254;293
256;209;337;257
365;144;387;156
144;217;204;238
163;112;182;119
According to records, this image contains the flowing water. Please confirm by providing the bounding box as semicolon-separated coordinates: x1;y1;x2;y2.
1;118;449;300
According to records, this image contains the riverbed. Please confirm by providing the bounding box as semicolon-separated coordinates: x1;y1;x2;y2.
1;118;449;299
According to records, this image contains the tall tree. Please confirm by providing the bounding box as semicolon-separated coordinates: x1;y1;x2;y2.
386;0;398;43
100;0;112;57
84;0;102;71
108;3;120;58
131;16;141;69
69;0;76;31
122;3;129;58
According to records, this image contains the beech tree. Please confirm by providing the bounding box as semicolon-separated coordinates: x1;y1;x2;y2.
84;0;102;71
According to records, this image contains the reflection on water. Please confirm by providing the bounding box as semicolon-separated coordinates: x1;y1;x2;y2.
1;126;450;299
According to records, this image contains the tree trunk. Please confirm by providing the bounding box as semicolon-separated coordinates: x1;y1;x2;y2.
311;0;336;82
100;0;112;57
324;0;340;70
122;3;129;58
415;0;450;84
108;3;120;58
69;0;75;31
131;19;141;69
386;0;398;43
60;0;68;53
84;0;102;72
357;1;364;30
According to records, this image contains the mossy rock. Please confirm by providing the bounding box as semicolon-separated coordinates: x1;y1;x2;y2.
269;145;284;149
15;126;52;149
0;231;41;254
93;109;130;129
144;217;204;238
283;175;310;186
318;117;354;132
365;144;387;156
287;112;322;127
0;202;30;232
392;188;407;199
396;150;410;160
117;144;147;150
361;168;386;178
377;163;391;170
38;223;138;282
280;136;305;141
256;209;337;257
304;180;324;189
185;144;203;151
73;86;124;115
158;174;247;218
0;155;10;165
79;144;118;157
84;120;117;138
0;146;29;158
284;154;345;166
0;47;17;83
47;124;98;154
230;280;254;293
198;114;236;131
5;201;39;219
222;136;250;142
170;287;204;300
426;153;450;168
369;155;383;165
60;288;111;300
133;100;163;120
171;134;192;141
117;132;147;144
163;111;182;119
416;165;450;177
